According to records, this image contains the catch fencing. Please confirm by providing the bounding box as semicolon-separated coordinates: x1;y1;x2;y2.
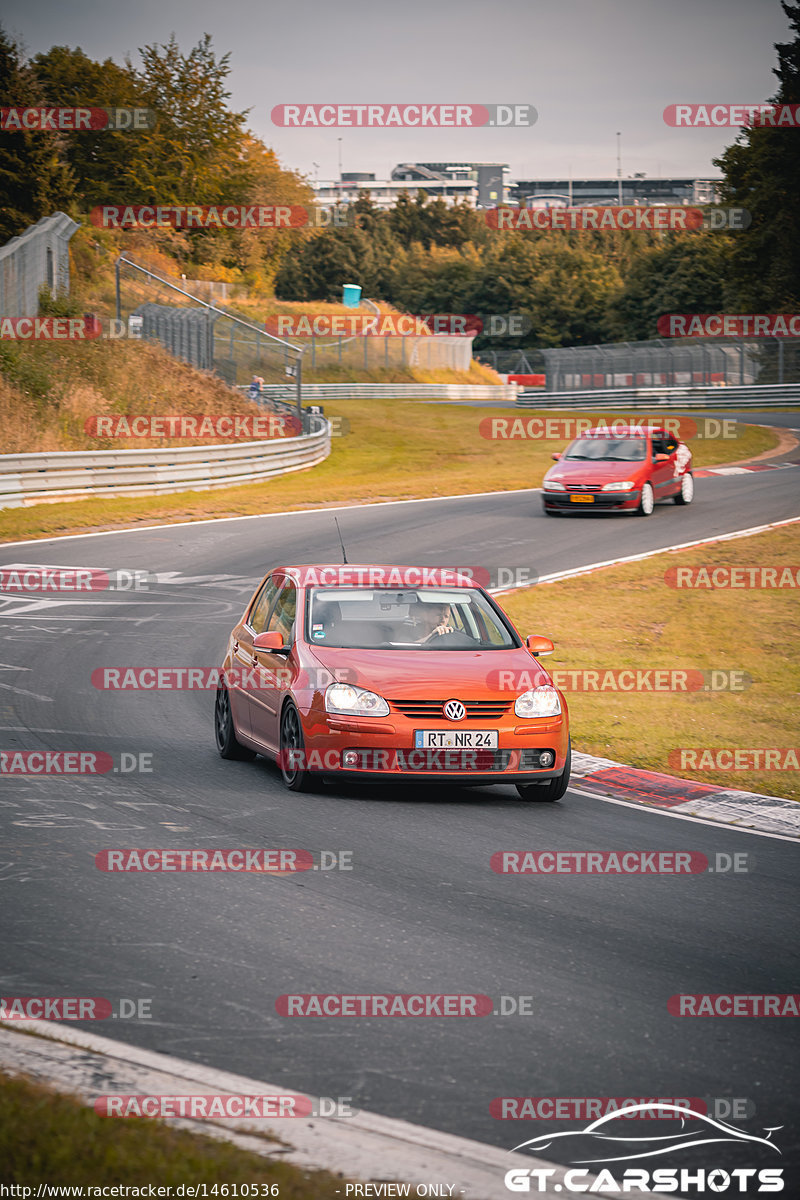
0;212;79;318
541;337;800;391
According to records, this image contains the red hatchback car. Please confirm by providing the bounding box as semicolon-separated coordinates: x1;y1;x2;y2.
542;425;693;515
214;565;571;800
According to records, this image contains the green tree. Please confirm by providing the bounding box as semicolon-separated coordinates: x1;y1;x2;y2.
0;28;75;242
30;45;144;206
714;0;800;308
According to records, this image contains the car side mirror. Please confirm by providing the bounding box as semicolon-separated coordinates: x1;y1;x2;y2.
655;452;671;462
253;631;289;653
526;635;554;657
551;452;561;461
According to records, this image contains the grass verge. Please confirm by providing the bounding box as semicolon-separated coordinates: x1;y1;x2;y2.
500;522;800;802
0;1070;345;1192
0;404;780;543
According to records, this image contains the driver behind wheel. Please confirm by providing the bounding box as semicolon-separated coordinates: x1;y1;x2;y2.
412;602;454;643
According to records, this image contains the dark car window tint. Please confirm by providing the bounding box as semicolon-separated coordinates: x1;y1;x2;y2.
268;583;297;644
248;577;280;634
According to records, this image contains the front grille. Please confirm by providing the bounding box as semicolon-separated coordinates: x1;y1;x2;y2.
389;699;511;720
349;748;513;772
564;483;603;493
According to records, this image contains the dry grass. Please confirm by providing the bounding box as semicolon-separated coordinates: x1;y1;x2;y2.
501;522;800;801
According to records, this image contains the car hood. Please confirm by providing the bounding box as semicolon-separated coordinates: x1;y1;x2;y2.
306;644;552;696
546;458;647;483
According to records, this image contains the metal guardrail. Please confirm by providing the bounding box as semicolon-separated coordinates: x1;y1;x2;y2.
252;383;519;401
516;384;800;410
0;418;331;509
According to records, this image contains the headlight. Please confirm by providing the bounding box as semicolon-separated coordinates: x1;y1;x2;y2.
325;683;389;717
544;480;566;491
514;685;561;718
601;480;635;492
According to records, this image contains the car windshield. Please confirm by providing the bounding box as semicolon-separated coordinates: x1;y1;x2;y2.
305;588;518;650
564;436;646;462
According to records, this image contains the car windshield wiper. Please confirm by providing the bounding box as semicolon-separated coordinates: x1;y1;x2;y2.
564;454;593;460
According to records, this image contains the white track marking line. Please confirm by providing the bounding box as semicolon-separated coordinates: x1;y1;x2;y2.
568;787;800;843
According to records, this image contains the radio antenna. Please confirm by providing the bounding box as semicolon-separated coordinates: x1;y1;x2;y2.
334;516;348;564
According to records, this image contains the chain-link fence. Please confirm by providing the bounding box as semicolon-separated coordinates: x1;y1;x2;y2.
301;330;474;372
115;255;303;405
541;337;800;391
0;212;79;318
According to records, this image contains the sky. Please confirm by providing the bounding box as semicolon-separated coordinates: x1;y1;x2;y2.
5;0;793;186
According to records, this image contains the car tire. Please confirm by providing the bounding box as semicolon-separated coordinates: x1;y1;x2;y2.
215;683;256;760
279;701;316;792
673;472;694;505
516;741;571;802
636;482;654;517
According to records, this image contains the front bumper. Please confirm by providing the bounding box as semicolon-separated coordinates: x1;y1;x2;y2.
543;490;641;511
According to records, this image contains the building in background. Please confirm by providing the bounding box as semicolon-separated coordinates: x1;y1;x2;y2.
509;177;721;207
312;161;509;209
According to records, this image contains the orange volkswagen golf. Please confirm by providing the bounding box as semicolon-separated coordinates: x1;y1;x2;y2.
214;565;570;800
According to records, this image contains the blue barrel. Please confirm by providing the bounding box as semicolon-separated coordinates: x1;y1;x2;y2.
342;284;362;308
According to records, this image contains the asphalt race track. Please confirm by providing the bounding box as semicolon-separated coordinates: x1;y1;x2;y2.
2;465;799;1180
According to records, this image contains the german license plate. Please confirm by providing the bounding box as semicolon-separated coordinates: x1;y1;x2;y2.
570;494;594;503
414;730;498;749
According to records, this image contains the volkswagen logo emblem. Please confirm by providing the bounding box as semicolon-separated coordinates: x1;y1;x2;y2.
443;699;466;722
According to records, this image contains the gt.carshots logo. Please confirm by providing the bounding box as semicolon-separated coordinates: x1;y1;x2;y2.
487;206;703;231
271;103;537;127
664;102;800;126
504;1103;784;1194
658;314;800;337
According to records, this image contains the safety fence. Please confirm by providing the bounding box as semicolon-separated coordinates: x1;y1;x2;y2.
516;383;800;409
0;212;79;318
541;338;800;390
244;383;518;401
0;417;330;508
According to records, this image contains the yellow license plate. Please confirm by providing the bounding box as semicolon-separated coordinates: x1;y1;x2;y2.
570;494;594;503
